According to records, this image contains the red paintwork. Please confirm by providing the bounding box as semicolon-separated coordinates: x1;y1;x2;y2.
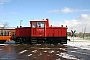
46;27;67;37
31;28;36;37
25;27;31;37
20;28;25;36
16;28;20;37
16;27;31;37
15;18;68;37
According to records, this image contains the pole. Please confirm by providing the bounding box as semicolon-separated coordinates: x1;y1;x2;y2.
83;27;86;39
20;20;23;26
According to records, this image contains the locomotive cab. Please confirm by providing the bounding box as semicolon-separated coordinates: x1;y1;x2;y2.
30;19;48;37
30;19;49;44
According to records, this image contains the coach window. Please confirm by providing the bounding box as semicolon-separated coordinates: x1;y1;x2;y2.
37;22;45;28
4;31;7;36
32;22;36;28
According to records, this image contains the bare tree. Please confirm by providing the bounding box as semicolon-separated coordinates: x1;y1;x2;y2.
3;22;9;28
83;27;86;39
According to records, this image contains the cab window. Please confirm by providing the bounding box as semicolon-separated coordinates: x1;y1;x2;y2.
37;22;45;28
32;22;36;28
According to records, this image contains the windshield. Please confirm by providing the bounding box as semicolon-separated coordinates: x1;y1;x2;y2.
37;22;45;28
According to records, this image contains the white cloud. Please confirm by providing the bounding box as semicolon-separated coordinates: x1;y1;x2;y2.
2;18;10;20
48;10;60;14
10;12;18;14
50;14;90;33
0;0;10;14
82;9;90;12
77;14;90;21
61;7;79;13
0;0;10;4
48;7;90;14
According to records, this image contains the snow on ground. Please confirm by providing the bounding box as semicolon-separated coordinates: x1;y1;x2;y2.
19;50;27;54
0;44;9;46
65;37;90;50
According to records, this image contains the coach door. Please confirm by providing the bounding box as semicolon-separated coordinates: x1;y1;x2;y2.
31;22;37;37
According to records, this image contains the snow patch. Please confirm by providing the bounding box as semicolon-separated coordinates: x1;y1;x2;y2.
49;50;54;53
0;44;8;46
56;54;59;56
66;39;90;50
32;50;37;53
28;54;32;56
71;51;76;53
56;58;61;60
43;50;47;52
19;50;27;54
59;52;79;60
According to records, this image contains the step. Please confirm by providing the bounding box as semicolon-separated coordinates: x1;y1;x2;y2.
31;42;37;43
31;40;37;41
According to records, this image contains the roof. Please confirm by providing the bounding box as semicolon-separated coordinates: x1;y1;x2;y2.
30;19;47;21
0;27;15;30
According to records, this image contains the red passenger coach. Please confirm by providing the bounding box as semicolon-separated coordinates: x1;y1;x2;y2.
15;18;68;44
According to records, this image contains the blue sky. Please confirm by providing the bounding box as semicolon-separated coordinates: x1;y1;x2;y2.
0;0;90;32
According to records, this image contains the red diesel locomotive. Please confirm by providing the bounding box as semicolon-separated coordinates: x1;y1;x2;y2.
15;18;68;44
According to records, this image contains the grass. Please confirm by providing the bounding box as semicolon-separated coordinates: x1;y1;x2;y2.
84;38;90;40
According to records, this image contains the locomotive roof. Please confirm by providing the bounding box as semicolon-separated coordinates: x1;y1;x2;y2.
30;19;47;22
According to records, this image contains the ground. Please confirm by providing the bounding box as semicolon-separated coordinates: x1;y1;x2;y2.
0;37;90;60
